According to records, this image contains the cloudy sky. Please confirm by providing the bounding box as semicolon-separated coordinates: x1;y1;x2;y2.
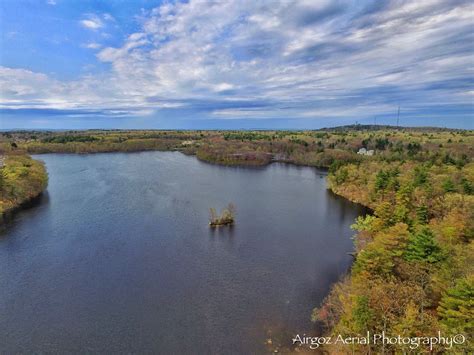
0;0;472;129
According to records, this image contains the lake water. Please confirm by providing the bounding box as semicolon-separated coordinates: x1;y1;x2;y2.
0;152;365;353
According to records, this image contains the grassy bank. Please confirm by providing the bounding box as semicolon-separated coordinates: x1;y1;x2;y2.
0;154;48;220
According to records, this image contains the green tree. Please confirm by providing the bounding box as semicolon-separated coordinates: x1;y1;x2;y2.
375;170;389;192
416;205;429;224
461;178;473;195
334;167;349;184
413;166;428;187
405;228;445;263
442;178;456;193
351;214;379;233
0;168;5;191
329;159;343;174
438;276;474;334
352;295;373;333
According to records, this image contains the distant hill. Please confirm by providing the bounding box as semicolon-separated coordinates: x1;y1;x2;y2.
317;124;467;132
1;125;470;133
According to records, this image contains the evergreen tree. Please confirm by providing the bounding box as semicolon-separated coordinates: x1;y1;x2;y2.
461;178;473;195
442;178;456;193
405;227;444;263
352;295;373;333
375;170;389;192
413;166;428;187
438;277;474;334
416;205;429;224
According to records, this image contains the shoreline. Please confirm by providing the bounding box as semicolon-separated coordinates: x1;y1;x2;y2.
0;154;48;224
0;192;46;225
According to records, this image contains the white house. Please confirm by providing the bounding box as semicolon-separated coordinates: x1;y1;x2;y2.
357;148;374;156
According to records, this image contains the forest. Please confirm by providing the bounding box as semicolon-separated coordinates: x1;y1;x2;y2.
320;159;473;352
0;126;472;352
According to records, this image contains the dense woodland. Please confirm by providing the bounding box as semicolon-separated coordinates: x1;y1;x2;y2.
0;126;472;352
321;159;473;353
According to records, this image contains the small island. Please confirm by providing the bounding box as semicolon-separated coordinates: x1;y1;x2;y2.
209;203;236;227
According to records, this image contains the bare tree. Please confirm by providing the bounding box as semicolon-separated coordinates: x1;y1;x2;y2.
209;208;218;224
209;203;236;226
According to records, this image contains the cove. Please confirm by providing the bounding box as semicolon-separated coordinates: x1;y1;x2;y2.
0;151;366;353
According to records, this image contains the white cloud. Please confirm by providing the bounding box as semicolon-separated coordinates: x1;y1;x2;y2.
2;0;473;121
82;42;102;49
212;83;235;92
80;19;103;30
80;14;104;30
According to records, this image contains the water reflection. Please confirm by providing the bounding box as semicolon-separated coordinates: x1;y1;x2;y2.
0;152;365;354
0;192;50;236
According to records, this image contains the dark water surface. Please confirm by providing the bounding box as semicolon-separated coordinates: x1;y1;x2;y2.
0;152;365;353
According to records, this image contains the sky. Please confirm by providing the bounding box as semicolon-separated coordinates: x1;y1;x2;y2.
0;0;473;130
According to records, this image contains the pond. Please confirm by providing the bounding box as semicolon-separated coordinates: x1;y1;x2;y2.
0;151;366;353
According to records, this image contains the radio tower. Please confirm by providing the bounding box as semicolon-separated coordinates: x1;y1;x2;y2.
396;106;400;128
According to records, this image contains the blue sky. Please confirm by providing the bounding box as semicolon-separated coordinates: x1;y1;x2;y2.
0;0;473;129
